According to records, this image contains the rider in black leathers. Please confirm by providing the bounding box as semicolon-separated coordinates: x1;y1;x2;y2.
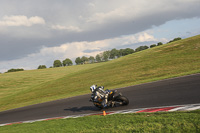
90;85;109;108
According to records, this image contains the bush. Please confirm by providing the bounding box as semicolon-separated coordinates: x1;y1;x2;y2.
150;44;157;48
38;65;47;69
168;37;182;43
135;45;149;52
157;42;163;46
7;68;24;73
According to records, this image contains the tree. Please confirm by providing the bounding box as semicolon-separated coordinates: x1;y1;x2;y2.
75;57;82;65
135;45;149;52
95;54;101;62
150;44;157;48
53;60;62;67
157;42;163;46
119;49;125;57
88;56;95;63
102;51;110;61
81;56;89;64
63;58;73;66
110;48;120;59
38;65;47;69
123;48;134;56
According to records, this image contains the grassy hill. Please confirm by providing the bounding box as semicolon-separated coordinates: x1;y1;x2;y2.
0;35;200;112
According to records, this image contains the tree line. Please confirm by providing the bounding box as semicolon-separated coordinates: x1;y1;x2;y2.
50;42;165;68
74;41;167;64
37;37;182;69
4;37;182;73
39;58;73;69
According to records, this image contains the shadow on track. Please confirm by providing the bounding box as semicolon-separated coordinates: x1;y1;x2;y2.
64;106;101;112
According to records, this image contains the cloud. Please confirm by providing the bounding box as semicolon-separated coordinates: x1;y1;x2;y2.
0;0;200;72
42;32;166;57
0;15;45;27
138;33;156;42
86;7;127;24
0;32;166;73
51;24;82;32
89;0;199;32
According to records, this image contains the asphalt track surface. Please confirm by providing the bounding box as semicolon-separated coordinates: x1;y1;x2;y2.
0;74;200;124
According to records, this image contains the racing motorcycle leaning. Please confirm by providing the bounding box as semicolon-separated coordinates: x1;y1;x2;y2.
89;89;129;109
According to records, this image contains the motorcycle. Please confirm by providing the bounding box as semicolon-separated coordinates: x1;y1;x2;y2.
89;89;129;109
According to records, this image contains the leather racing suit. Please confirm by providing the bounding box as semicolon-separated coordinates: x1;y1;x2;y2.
93;86;109;108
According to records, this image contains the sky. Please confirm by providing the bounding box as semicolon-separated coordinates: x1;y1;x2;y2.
0;0;200;73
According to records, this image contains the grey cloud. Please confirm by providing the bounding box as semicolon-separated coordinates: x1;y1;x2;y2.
0;0;200;62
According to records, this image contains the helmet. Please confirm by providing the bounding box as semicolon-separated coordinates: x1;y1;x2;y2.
101;86;104;89
90;85;97;92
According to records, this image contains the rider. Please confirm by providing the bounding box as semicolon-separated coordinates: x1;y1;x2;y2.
90;85;109;108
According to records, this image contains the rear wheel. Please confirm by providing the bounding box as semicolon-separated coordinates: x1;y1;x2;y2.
116;96;129;105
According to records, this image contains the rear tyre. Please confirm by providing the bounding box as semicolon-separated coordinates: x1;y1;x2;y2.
116;96;129;105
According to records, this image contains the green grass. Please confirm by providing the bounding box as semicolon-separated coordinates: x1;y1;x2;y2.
1;110;200;133
0;35;200;111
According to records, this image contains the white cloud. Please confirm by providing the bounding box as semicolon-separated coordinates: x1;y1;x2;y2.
51;24;82;32
138;33;156;42
86;7;127;24
0;32;166;73
37;32;166;59
0;15;45;27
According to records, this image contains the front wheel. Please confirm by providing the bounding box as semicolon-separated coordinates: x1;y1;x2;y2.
115;96;129;105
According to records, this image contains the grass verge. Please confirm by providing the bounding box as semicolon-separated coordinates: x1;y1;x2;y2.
1;110;200;133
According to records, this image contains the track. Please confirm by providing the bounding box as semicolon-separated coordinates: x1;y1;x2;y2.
0;74;200;124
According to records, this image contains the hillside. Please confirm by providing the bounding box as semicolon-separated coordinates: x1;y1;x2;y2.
0;35;200;111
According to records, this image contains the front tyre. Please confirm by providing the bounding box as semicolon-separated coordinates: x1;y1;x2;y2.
116;96;129;105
